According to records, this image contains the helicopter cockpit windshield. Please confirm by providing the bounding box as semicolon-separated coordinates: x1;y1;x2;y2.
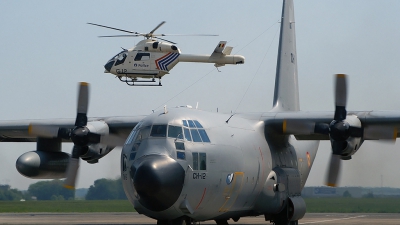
104;50;127;72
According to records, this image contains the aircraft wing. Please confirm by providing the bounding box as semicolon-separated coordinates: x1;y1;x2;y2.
262;111;400;141
0;116;145;142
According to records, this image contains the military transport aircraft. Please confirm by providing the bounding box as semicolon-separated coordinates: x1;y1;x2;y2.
0;0;398;225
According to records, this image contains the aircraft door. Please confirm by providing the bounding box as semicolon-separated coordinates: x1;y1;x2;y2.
133;52;151;71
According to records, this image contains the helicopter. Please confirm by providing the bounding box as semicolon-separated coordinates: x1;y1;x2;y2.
88;21;245;86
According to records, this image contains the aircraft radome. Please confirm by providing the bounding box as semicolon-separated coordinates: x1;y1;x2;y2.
1;0;399;225
88;21;245;86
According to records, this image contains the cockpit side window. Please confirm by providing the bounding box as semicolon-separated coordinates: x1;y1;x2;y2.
168;125;183;139
136;126;151;142
125;121;143;145
134;52;150;61
150;125;167;137
114;52;127;66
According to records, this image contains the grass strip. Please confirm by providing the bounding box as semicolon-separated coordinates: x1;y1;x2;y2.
0;200;135;213
1;198;400;213
305;198;400;213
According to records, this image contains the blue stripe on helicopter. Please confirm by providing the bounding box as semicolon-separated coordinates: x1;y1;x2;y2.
157;53;180;71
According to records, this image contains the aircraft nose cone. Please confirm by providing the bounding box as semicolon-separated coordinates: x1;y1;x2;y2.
104;60;114;72
132;155;185;212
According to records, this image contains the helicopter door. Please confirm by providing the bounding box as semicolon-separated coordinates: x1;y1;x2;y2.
133;52;151;72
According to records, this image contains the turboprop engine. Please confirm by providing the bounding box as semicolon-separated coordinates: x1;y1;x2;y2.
17;120;115;179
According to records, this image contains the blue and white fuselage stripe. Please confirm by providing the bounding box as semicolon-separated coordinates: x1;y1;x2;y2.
157;53;180;71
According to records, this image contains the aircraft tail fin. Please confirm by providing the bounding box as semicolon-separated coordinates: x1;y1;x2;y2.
272;0;300;112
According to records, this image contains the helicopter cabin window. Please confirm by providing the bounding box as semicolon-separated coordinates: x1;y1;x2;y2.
150;125;167;137
115;52;128;66
168;125;183;139
134;52;150;61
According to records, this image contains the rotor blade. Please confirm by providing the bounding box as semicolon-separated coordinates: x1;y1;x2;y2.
153;34;219;37
334;74;347;121
75;82;89;127
64;145;82;189
28;124;59;138
87;23;138;34
326;154;342;187
98;35;141;38
149;21;166;35
156;37;176;44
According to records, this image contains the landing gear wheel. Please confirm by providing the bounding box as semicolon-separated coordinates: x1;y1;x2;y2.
170;217;191;225
215;219;229;225
157;220;168;225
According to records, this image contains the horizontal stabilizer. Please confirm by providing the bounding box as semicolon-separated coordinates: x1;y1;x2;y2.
222;46;233;55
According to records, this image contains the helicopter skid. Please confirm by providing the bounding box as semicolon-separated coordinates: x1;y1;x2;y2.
117;76;162;87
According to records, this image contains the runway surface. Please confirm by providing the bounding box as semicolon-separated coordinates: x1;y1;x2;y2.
0;213;399;224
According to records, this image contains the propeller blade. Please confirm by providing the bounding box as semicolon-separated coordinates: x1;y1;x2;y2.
87;23;138;34
63;145;83;189
75;82;89;127
334;74;347;121
149;21;166;35
326;154;342;187
28;124;59;138
314;123;330;135
331;140;347;155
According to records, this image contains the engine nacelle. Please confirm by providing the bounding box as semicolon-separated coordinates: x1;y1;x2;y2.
16;151;70;179
334;115;363;159
80;121;114;164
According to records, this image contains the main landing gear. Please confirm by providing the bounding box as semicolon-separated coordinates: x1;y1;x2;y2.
117;76;162;86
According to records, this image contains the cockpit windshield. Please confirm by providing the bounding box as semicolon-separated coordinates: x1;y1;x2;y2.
114;51;127;66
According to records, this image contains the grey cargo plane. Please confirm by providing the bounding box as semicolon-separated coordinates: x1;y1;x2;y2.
0;0;399;225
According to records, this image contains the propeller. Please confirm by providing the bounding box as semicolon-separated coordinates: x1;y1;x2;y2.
88;21;218;44
28;82;117;189
316;74;363;187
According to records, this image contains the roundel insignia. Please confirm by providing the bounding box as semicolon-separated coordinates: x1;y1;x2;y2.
226;173;234;185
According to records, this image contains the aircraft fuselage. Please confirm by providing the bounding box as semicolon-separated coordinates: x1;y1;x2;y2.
121;107;318;221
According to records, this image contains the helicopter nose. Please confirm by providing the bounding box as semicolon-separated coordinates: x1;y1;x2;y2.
104;60;114;73
131;155;185;212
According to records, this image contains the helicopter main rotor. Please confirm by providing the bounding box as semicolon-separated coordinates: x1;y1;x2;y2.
87;21;218;44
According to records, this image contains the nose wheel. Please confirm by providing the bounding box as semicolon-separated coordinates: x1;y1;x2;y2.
117;76;162;86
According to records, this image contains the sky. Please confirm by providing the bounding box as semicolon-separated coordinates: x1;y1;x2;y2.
1;0;400;190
